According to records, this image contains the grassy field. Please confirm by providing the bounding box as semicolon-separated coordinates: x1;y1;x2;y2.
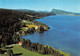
20;27;26;31
12;45;52;56
21;20;40;31
26;24;40;28
1;45;53;56
22;20;33;24
1;44;70;56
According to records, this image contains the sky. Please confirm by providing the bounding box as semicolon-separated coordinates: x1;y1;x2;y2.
0;0;80;13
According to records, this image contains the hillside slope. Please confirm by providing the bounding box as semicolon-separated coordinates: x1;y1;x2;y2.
0;8;55;46
51;9;80;16
16;9;50;13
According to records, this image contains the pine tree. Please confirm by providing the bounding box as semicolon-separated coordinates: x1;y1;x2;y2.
59;54;64;56
41;46;46;54
30;43;35;51
56;51;60;56
22;38;26;48
45;46;48;54
37;44;42;53
26;39;31;50
35;43;39;51
7;49;13;56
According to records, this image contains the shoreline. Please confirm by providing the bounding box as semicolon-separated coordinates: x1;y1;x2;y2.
18;19;70;56
0;9;71;56
21;38;70;56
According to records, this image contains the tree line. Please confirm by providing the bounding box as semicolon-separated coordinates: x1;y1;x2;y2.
0;9;55;48
22;39;64;56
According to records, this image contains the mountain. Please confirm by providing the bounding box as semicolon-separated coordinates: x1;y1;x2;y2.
51;9;80;16
16;9;49;13
16;9;35;12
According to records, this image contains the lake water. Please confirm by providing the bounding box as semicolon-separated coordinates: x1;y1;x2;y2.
22;15;80;56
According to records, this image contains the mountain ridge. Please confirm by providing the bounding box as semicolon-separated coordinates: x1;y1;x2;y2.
15;8;80;16
51;9;80;16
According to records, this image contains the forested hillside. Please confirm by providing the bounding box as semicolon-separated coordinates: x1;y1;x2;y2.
0;9;55;47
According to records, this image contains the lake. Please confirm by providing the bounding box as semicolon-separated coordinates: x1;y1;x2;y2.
22;15;80;56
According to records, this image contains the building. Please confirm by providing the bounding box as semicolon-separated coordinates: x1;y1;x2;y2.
18;42;22;45
22;20;26;23
25;27;29;30
35;26;40;29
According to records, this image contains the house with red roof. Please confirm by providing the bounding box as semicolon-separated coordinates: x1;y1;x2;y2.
18;42;22;45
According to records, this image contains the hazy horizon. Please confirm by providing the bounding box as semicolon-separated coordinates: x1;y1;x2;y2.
0;0;80;13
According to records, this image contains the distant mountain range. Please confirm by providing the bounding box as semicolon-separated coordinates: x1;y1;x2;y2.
16;9;49;13
51;9;80;16
16;9;80;16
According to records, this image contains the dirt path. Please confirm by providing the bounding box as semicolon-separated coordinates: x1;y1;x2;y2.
8;44;19;47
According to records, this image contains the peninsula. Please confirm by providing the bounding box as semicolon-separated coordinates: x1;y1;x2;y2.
0;9;70;56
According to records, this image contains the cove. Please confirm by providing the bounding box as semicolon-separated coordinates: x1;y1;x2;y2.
22;15;80;56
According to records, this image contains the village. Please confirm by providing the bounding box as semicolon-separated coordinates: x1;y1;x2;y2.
19;20;49;36
21;20;40;31
0;20;50;56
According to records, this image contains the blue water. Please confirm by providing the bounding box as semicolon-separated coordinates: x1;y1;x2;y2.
22;15;80;56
